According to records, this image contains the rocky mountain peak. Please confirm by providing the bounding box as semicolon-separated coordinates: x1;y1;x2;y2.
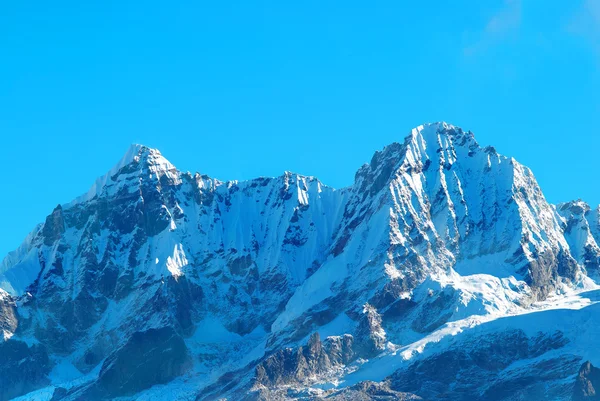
66;144;178;208
354;122;484;195
559;199;591;216
124;144;176;175
403;122;485;168
408;121;473;143
115;143;170;169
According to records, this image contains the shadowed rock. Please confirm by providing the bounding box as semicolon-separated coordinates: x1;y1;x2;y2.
90;327;191;399
325;381;423;400
0;340;51;401
255;332;356;388
574;361;600;400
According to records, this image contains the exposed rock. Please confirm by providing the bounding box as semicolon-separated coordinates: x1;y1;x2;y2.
574;361;600;400
255;332;335;387
390;330;571;401
411;288;456;333
0;290;17;339
324;381;423;400
355;304;386;358
90;327;191;399
255;332;360;389
325;334;355;365
240;381;423;401
0;340;51;401
42;204;66;245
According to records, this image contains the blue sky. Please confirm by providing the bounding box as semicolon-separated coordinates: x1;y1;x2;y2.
1;0;599;258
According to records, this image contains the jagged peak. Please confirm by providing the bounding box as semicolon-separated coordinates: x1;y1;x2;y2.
407;121;478;149
558;199;591;215
112;144;162;171
223;171;328;189
360;123;477;174
559;198;589;207
411;121;458;135
120;144;174;171
369;122;477;162
121;143;146;164
281;170;322;183
65;144;177;208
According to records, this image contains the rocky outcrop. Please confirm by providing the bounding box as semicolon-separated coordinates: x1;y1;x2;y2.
354;304;387;358
90;327;191;399
0;340;51;401
42;204;66;245
390;330;572;401
326;334;355;366
255;332;353;387
574;361;600;400
0;290;17;340
244;381;423;401
325;381;423;401
557;201;600;279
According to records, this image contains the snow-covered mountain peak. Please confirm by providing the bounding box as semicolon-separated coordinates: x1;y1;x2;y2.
408;121;473;144
337;123;580;302
405;122;480;162
66;144;177;208
354;122;487;199
104;143;177;181
121;143;148;165
558;199;591;215
128;144;175;171
360;122;480;177
411;121;457;132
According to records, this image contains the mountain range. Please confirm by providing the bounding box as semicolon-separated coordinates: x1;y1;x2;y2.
2;122;600;401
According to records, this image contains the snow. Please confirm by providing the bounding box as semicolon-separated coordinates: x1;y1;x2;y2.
335;286;600;389
48;358;83;384
0;225;43;296
66;144;144;207
11;387;56;401
190;316;243;344
453;253;522;278
64;144;177;207
166;244;188;278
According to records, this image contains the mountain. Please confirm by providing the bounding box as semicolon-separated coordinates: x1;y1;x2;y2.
1;122;600;401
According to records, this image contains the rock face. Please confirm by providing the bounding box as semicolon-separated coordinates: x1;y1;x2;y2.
1;122;600;400
0;340;51;401
354;304;386;358
574;362;600;400
254;333;354;388
94;327;191;398
325;381;423;401
246;381;424;401
557;201;600;279
390;330;574;401
0;289;17;340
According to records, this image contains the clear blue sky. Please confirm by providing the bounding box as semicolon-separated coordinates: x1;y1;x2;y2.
1;0;599;258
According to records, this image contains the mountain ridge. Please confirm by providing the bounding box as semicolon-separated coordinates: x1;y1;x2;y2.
1;122;599;401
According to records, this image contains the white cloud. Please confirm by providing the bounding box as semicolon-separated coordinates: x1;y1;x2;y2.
464;0;522;56
567;0;600;48
485;0;522;34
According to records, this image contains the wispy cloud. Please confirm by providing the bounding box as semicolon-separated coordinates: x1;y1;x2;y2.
485;0;522;34
567;0;600;50
464;0;522;56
